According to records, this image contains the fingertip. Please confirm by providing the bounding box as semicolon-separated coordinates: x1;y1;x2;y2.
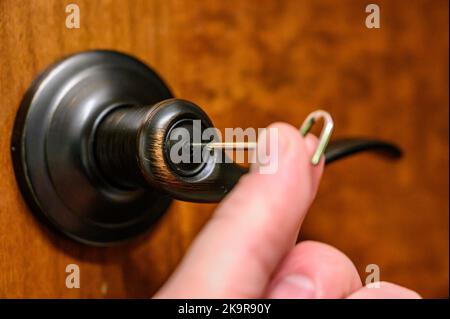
304;134;319;155
243;122;323;209
266;240;362;299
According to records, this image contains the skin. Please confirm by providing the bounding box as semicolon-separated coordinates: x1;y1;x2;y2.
155;123;421;299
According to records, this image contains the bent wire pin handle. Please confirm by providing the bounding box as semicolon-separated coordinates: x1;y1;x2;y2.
195;110;335;165
300;110;334;165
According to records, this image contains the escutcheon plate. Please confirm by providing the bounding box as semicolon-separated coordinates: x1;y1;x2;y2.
11;50;173;246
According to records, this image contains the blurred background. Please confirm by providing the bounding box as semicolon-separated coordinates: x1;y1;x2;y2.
0;0;448;298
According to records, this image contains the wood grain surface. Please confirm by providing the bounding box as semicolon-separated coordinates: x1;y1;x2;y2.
0;0;448;298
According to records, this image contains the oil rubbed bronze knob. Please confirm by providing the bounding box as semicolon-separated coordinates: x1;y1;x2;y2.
94;98;245;202
11;51;245;245
11;50;401;246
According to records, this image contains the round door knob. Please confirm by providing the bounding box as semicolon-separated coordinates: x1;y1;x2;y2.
11;50;402;246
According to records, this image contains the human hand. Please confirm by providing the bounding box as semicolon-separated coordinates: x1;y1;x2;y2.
155;123;420;299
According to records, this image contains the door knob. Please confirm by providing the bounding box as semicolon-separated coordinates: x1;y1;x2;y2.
11;50;401;245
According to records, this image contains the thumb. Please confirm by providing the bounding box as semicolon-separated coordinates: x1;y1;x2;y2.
155;123;324;298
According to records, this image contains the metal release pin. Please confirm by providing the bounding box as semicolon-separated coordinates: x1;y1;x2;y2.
191;110;334;165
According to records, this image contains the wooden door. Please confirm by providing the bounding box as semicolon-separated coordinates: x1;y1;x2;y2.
0;0;448;298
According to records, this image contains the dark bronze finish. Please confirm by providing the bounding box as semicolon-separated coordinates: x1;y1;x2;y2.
95;98;245;203
12;50;402;246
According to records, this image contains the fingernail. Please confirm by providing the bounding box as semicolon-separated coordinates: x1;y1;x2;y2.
269;274;316;299
251;127;289;173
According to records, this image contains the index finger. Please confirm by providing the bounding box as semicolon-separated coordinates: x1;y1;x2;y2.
155;123;324;298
